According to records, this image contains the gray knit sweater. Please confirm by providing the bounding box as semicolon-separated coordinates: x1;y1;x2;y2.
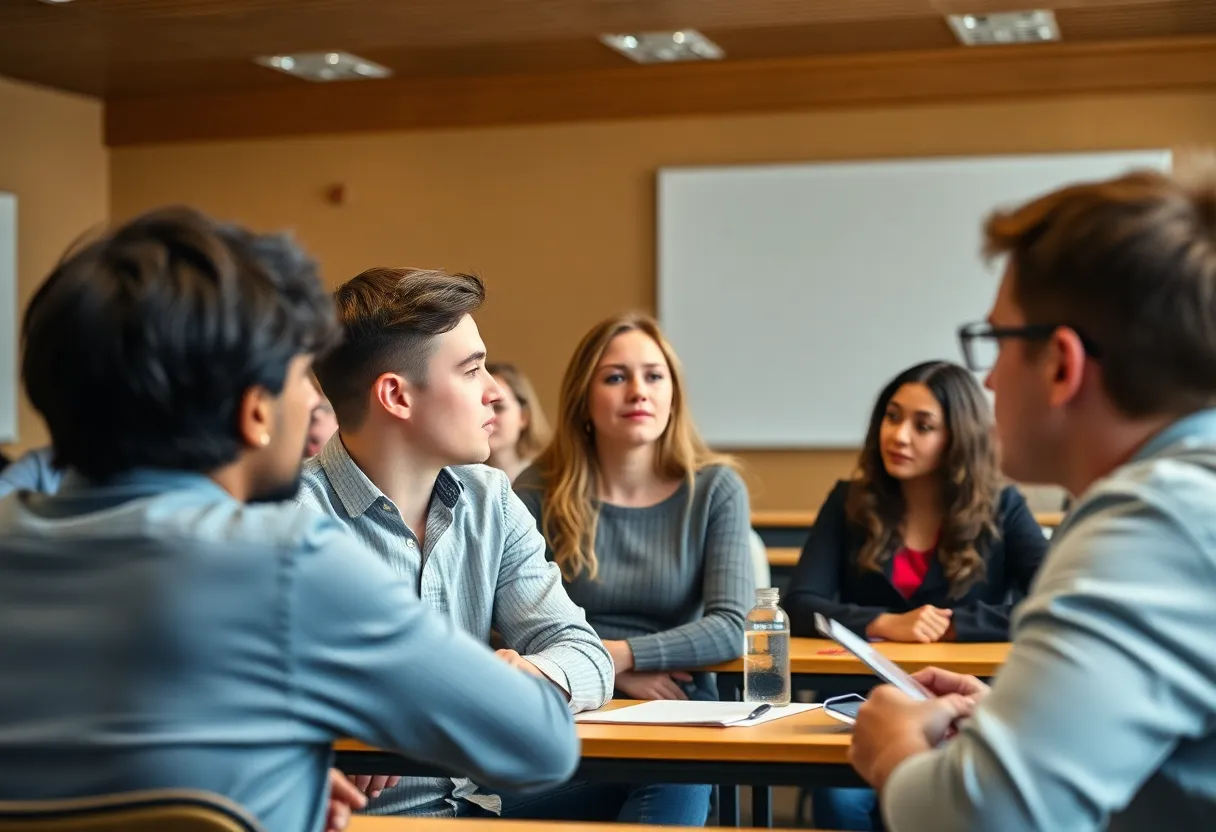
514;465;754;672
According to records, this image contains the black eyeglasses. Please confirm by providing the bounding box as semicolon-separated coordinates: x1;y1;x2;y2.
956;321;1103;372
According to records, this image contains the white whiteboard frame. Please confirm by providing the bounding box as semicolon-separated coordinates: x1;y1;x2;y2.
0;194;15;444
657;150;1172;449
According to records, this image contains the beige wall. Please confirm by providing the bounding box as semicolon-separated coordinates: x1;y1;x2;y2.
110;89;1216;510
0;76;108;457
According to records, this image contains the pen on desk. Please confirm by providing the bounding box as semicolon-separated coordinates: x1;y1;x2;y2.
744;703;771;720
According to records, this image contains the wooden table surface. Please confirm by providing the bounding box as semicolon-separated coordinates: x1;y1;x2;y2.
708;638;1011;678
336;700;851;767
348;819;828;831
767;547;801;568
753;509;1064;529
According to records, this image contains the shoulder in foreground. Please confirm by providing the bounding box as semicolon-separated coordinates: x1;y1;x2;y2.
1074;451;1216;542
155;489;351;554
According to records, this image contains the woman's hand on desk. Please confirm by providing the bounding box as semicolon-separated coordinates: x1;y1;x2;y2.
867;606;953;643
616;670;694;700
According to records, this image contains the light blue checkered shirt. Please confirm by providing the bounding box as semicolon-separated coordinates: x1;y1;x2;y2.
295;436;613;816
883;409;1216;831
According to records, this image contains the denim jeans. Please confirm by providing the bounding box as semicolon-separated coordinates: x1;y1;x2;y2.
478;781;711;826
811;787;883;830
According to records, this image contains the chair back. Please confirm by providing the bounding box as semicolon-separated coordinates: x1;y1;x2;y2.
0;790;264;832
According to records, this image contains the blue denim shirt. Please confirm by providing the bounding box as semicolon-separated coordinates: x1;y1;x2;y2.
0;469;579;832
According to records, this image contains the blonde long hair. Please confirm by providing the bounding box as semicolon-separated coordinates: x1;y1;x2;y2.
531;313;735;581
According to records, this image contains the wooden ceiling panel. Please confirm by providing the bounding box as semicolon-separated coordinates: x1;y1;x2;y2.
708;18;959;60
0;0;1210;100
1059;0;1216;41
104;36;1216;146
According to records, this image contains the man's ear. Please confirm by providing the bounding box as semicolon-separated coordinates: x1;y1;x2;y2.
372;373;413;423
1045;327;1088;409
237;386;275;449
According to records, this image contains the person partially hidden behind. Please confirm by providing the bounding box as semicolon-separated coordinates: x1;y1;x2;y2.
783;359;1048;830
850;164;1216;830
785;360;1048;647
0;209;580;832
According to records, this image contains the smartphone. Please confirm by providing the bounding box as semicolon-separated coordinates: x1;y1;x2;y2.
814;613;932;701
823;694;864;725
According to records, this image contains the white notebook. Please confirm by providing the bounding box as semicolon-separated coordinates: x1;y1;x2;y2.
573;700;821;728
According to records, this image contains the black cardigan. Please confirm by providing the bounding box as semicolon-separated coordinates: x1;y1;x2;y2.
784;480;1049;642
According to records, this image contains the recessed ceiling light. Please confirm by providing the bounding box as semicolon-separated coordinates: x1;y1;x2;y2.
37;0;76;4
947;11;1060;46
600;30;724;64
254;51;392;82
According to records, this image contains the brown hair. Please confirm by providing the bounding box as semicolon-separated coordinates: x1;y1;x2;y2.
486;362;552;459
313;267;484;428
847;361;1003;598
984;162;1216;417
528;313;735;581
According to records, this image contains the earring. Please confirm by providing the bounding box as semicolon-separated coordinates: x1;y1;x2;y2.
259;434;271;447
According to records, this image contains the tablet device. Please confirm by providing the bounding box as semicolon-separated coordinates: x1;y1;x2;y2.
814;613;932;701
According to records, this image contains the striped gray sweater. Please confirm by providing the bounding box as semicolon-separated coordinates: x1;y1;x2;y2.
514;464;755;672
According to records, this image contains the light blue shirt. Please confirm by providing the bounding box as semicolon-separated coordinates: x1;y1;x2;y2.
883;409;1216;831
0;470;580;832
0;446;61;497
295;437;613;816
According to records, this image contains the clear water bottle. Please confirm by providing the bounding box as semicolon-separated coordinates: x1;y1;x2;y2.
743;587;791;706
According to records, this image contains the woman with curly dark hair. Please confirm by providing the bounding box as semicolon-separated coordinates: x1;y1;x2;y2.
785;360;1048;646
786;360;1049;830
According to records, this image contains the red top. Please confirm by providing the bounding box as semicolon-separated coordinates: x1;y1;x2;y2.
891;541;935;598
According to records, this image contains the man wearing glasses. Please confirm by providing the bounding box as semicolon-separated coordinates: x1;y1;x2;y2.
849;165;1216;830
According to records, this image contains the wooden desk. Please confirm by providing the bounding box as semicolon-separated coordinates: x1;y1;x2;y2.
709;638;1010;679
1036;511;1064;528
753;508;1061;550
753;509;1063;531
335;701;857;828
349;819;825;832
335;701;850;770
752;510;819;529
767;547;801;569
573;701;850;767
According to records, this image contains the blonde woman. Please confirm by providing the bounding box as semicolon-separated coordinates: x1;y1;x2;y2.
515;313;754;825
486;362;551;482
516;312;753;690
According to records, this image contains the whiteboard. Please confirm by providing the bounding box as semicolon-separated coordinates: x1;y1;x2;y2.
0;194;14;444
657;150;1171;448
